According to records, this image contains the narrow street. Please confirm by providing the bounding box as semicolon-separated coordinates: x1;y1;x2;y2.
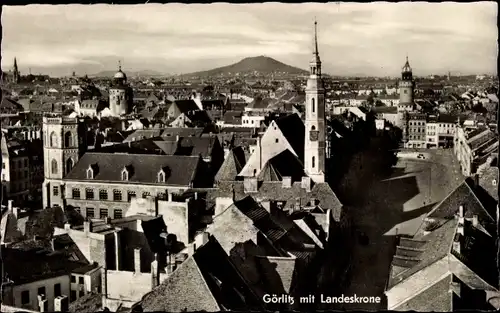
329;139;463;310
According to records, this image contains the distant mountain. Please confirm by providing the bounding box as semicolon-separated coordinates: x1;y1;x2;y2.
184;56;308;77
90;69;165;78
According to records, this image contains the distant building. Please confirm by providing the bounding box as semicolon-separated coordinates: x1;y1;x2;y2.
109;63;133;117
1;135;31;205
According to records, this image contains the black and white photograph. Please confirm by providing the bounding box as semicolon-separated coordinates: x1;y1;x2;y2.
0;2;498;312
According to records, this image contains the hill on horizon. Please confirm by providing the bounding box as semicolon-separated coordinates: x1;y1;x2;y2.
183;56;308;77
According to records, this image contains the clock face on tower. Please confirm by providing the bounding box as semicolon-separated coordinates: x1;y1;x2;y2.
310;130;319;141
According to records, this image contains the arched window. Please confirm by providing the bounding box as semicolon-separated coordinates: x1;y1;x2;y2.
64;132;73;148
51;159;58;174
311;98;315;113
311;126;316;131
66;158;74;174
50;132;58;147
312;156;316;168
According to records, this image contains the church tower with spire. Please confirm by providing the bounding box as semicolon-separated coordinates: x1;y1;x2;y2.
304;20;326;183
13;57;20;84
397;56;415;112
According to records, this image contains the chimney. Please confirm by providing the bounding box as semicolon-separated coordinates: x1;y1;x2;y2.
294;197;301;211
167;192;173;202
83;220;92;233
134;248;142;273
301;176;312;192
472;214;479;227
282;176;292;188
473;173;479;187
194;192;198;200
459;205;464;218
12;206;19;219
453;238;461;254
51;238;55;251
151;253;160;289
64;223;71;231
7;200;13;213
114;231;121;271
39;297;49;312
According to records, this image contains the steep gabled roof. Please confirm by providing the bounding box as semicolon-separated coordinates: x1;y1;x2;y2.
426;179;495;223
258;149;305;183
274;113;305;162
215;147;247;183
138;236;263;312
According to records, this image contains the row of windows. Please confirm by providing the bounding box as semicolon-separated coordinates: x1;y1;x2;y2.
49;131;75;148
409;121;425;126
79;207;123;219
70;188;146;202
51;159;74;175
409;128;426;133
20;283;62;305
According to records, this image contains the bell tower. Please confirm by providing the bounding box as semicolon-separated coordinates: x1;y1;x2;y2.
304;19;326;183
42;117;86;208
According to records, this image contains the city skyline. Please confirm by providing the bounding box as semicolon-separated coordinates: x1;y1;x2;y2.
1;2;498;77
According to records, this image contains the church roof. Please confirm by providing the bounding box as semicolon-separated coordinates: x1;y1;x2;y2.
274;113;305;162
258;150;305;183
215;146;247;183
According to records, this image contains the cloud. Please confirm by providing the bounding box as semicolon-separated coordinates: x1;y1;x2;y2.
1;2;497;76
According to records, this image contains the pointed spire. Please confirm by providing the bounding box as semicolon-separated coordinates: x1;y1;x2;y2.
314;17;319;56
13;57;18;68
118;60;122;71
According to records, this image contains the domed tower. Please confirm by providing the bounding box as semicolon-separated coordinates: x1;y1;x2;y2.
398;56;415;112
304;19;326;183
109;61;133;116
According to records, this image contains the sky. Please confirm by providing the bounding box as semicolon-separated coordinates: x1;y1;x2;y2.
1;2;498;77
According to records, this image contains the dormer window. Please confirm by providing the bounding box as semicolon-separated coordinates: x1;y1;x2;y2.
87;164;98;179
121;165;134;181
158;171;165;183
122;169;129;181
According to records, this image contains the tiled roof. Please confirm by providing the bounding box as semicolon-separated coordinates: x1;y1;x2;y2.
388;218;458;288
478;166;499;202
215;147;247;183
426;179;495;223
214;181;343;221
394;274;453;311
123;129;164;142
2;246;89;285
138;236;263;312
231;196;318;253
69;292;103;313
65;152;200;187
372;106;398;114
157;135;220;158
222;110;242;124
172;100;201;113
258;149;305;183
161;127;204;138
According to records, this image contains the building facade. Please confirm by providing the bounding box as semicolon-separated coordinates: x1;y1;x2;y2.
405;113;427;148
1;135;31;205
304;20;326;183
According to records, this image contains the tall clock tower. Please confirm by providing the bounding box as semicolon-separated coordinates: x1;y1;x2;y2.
304;20;326;183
